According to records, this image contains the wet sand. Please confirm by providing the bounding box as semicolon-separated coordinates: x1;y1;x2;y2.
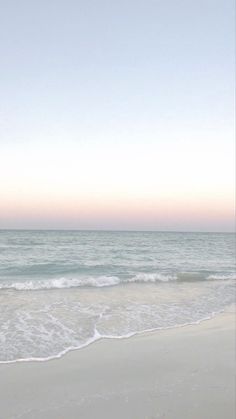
0;308;235;419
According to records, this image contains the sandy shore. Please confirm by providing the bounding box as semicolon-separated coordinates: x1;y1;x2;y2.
0;309;235;419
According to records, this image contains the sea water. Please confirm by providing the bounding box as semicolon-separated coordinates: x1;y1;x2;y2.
0;230;235;362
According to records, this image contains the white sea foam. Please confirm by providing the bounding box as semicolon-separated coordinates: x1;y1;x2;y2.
0;276;121;290
0;274;174;291
0;279;235;363
207;273;236;280
0;309;227;364
1;271;235;291
0;231;235;363
0;273;180;291
129;273;177;283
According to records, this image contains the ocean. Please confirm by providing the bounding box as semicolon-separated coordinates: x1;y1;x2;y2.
0;230;235;363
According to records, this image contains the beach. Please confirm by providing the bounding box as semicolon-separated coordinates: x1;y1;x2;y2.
0;231;235;418
1;0;234;416
0;308;235;419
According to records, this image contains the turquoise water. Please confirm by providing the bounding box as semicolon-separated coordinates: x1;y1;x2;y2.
0;230;235;362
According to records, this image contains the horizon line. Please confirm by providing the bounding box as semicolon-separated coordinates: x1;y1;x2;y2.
0;228;234;234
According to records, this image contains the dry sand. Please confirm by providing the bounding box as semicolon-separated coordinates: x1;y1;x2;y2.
0;308;235;419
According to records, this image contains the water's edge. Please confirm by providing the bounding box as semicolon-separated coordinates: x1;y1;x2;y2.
2;307;230;365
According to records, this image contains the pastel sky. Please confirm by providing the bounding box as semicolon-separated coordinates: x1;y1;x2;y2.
0;0;235;231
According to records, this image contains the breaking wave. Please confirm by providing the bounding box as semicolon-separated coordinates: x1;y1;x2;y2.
0;272;235;291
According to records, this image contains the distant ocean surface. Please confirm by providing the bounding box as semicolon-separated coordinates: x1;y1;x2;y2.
0;230;235;363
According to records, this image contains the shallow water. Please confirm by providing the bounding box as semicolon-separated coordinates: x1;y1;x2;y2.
0;230;235;362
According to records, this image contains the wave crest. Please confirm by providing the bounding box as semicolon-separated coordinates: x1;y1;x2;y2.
128;273;177;283
207;273;236;280
0;272;235;291
0;276;121;290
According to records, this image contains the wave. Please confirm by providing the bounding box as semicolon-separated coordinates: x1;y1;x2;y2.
0;310;228;364
0;276;121;290
0;272;235;291
128;273;177;283
207;273;236;280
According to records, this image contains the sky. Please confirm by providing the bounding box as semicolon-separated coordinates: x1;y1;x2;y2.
0;0;235;231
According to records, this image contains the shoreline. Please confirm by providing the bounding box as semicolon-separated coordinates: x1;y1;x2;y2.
0;308;235;419
1;306;232;365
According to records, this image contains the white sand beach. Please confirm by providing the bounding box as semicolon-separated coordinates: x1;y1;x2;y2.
0;308;235;419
